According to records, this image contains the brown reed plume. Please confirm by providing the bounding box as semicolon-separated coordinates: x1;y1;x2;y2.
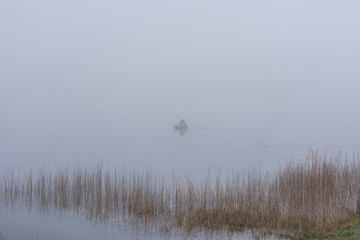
0;149;359;238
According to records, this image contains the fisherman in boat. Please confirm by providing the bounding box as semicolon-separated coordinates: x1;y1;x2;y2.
174;119;188;136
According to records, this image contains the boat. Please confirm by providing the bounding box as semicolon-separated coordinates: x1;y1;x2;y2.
174;119;188;136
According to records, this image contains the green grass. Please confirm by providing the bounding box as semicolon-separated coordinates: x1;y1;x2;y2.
325;217;360;240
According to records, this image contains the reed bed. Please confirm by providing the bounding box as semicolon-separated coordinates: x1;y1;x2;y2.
1;149;359;239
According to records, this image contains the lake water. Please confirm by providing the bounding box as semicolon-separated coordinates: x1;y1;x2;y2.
0;117;359;239
0;206;281;240
1;0;360;239
1;115;359;178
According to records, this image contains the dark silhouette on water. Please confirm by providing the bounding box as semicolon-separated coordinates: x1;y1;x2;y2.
174;119;188;136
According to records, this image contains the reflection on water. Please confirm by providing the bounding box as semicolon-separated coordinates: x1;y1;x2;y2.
0;165;287;240
0;207;278;240
175;127;187;136
174;119;188;136
2;151;360;240
0;116;359;239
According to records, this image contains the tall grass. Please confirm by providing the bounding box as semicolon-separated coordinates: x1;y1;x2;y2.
1;149;359;238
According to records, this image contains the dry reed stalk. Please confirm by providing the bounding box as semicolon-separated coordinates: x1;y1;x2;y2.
0;149;359;238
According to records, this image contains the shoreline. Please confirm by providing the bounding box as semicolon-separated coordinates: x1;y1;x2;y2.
0;149;359;239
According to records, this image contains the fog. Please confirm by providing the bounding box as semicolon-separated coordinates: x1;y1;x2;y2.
1;0;360;175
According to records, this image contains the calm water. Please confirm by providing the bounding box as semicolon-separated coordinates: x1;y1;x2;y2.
1;116;359;178
1;0;360;239
0;120;358;239
0;204;279;240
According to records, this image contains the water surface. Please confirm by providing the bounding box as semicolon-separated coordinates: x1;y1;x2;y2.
1;0;360;239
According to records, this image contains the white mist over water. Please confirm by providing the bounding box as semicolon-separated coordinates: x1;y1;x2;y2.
1;0;360;174
1;0;360;239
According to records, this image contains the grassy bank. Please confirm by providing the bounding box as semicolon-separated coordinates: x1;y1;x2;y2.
324;217;360;240
1;149;360;239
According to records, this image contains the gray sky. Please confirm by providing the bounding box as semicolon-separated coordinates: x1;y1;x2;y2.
1;0;360;169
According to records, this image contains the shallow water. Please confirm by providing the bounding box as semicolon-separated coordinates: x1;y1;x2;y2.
0;125;357;239
1;0;360;239
1;105;359;240
0;206;280;240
